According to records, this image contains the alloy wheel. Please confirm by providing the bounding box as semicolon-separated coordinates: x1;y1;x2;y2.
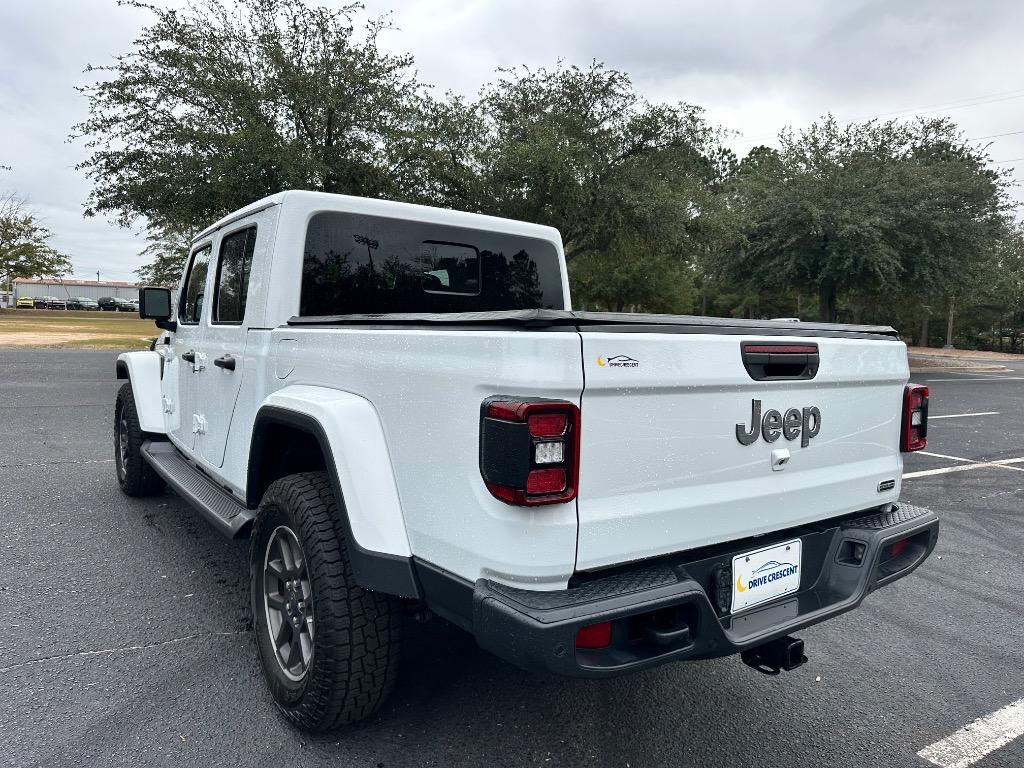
262;525;315;681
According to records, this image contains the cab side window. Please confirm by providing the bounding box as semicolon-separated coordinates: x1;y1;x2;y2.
179;244;212;324
213;226;257;324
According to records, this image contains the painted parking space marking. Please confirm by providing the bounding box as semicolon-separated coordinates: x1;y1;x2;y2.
918;698;1024;768
904;464;998;479
918;451;1024;466
928;411;1000;420
903;452;1024;480
925;376;1024;382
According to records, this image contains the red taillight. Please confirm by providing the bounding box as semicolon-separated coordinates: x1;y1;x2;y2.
525;467;566;494
480;397;580;506
890;538;908;557
575;621;612;649
528;412;568;437
901;384;929;452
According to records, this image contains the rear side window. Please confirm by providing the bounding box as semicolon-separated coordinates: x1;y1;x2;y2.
179;244;212;324
299;212;564;316
214;226;257;324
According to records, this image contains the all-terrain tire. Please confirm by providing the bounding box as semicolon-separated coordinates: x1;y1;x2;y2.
114;382;166;497
250;472;402;731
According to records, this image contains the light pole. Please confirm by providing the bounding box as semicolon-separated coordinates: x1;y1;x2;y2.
353;234;379;273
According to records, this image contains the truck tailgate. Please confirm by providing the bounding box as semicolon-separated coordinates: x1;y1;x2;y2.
576;331;909;571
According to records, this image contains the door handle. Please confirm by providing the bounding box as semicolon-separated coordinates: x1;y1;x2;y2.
181;350;196;363
213;354;236;371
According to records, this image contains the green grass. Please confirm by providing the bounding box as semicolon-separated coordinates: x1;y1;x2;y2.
0;308;158;349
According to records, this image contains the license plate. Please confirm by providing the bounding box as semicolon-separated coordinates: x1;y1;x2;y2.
731;538;802;613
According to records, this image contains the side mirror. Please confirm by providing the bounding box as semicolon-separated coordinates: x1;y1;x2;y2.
139;287;176;332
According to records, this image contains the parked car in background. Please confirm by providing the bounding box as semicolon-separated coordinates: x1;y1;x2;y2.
67;297;101;311
98;297;118;311
16;296;34;308
35;296;67;310
114;298;136;312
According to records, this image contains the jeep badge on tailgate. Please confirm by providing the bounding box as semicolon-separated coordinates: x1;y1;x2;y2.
736;399;821;447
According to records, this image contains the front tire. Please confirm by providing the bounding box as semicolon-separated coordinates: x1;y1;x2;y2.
250;472;402;731
114;382;165;497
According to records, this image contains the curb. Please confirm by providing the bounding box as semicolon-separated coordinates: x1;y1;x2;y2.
909;352;1023;363
909;365;1010;374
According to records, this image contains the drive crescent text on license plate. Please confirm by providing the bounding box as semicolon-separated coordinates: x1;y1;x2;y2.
731;539;802;613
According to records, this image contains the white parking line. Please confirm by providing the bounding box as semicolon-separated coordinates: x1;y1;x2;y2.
918;698;1024;768
925;376;1024;382
903;453;1024;479
918;451;1024;466
904;464;986;479
918;451;977;463
904;464;987;479
929;412;1000;420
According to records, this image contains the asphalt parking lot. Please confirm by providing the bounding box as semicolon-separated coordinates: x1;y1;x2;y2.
1;348;1022;768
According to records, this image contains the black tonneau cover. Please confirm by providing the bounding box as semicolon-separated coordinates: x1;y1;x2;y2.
287;310;900;341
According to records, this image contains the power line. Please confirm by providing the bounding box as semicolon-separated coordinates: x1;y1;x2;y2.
738;87;1024;144
848;88;1024;122
969;129;1024;140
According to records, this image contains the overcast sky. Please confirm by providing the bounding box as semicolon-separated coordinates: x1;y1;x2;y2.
2;0;1023;281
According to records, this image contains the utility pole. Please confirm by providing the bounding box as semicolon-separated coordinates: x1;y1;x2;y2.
97;271;100;283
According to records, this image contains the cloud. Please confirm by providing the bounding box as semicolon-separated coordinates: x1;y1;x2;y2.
2;0;1021;282
0;0;151;281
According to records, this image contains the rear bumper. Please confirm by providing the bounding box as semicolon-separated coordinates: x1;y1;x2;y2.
470;503;938;678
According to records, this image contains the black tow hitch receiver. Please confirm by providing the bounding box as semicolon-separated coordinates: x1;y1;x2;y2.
741;636;807;675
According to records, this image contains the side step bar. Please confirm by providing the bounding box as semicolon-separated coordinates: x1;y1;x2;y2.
141;440;254;538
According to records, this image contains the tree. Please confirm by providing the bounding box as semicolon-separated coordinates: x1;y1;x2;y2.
134;219;193;286
723;117;1011;322
471;62;731;258
0;193;71;288
569;232;696;313
73;0;461;232
463;61;732;309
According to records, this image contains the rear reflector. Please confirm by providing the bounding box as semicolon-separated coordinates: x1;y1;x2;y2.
575;621;612;649
901;384;929;452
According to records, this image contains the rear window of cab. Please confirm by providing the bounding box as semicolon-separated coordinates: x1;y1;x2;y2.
299;211;565;316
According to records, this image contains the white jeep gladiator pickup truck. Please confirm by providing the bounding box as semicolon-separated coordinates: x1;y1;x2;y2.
114;190;938;731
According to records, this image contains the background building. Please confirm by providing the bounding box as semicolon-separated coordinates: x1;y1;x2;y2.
13;277;140;302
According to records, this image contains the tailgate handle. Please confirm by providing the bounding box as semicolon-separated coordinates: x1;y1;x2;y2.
741;343;819;381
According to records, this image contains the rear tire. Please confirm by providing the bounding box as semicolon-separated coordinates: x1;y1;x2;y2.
114;382;165;497
250;472;402;732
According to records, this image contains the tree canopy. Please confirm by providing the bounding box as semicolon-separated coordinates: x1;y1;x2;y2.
70;0;1019;344
722;117;1010;321
73;0;454;229
0;193;71;288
